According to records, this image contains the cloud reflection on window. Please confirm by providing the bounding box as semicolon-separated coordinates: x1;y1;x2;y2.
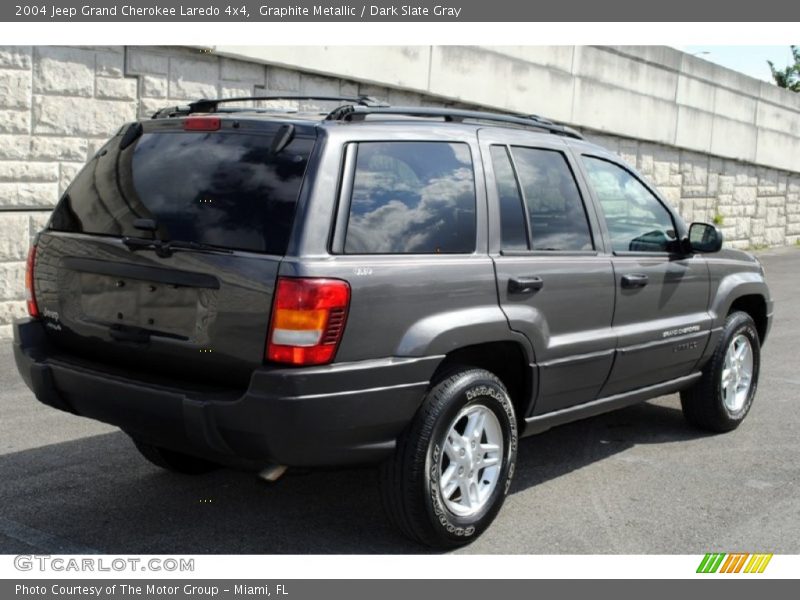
345;142;476;254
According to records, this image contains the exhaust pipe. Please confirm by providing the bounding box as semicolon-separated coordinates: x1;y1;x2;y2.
258;464;288;483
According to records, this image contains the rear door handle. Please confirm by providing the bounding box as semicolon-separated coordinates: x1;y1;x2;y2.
621;273;649;289
508;276;544;294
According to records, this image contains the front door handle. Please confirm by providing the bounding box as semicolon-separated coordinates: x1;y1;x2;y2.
508;276;544;294
621;273;649;289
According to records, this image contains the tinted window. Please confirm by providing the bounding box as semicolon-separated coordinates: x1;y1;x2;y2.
583;157;677;253
344;142;476;254
50;129;314;254
510;147;593;251
490;145;528;251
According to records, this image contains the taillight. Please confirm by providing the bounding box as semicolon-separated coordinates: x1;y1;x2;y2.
267;277;350;366
25;244;39;318
183;116;221;131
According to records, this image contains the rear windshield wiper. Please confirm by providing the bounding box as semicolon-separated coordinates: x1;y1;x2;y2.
122;237;233;257
166;240;234;255
122;236;162;252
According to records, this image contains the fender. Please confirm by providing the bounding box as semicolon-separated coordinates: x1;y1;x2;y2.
709;272;771;326
697;270;772;366
395;304;535;362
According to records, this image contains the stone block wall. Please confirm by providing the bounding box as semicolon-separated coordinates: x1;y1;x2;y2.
0;45;798;338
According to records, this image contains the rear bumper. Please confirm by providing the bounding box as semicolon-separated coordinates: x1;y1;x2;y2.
13;319;440;467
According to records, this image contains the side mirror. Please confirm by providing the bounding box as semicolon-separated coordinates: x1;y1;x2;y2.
687;222;723;253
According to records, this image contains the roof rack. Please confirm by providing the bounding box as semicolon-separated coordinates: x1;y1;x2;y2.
151;95;387;119
326;105;583;139
151;95;583;140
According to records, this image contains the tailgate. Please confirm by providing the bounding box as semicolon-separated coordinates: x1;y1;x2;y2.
34;232;279;386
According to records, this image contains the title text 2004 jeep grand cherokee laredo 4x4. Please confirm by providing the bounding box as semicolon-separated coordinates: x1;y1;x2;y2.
14;96;772;548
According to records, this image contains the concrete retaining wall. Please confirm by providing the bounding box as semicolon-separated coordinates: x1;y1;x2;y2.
0;45;799;338
216;46;800;174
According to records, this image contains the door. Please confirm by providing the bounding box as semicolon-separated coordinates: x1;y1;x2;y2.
480;130;616;416
579;155;711;396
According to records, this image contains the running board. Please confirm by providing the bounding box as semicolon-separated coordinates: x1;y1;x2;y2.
522;372;702;436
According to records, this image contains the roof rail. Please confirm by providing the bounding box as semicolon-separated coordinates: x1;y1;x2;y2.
151;95;387;119
326;105;583;139
151;95;583;139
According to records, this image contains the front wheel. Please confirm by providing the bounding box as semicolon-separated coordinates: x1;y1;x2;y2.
680;311;761;432
379;368;518;548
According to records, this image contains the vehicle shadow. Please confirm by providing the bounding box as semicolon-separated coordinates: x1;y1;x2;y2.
510;397;712;494
0;398;710;554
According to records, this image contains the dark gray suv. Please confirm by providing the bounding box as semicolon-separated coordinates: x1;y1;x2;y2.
13;96;773;548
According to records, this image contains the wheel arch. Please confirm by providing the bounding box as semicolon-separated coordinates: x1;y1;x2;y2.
430;341;535;428
709;272;771;345
728;294;769;344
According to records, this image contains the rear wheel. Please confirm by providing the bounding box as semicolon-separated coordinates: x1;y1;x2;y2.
680;311;761;432
379;368;518;548
130;437;219;475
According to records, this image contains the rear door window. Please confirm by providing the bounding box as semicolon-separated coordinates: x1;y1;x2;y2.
49;127;314;255
510;147;594;252
490;145;529;251
344;141;476;254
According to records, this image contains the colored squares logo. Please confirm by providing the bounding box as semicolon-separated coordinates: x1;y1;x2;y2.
697;553;773;573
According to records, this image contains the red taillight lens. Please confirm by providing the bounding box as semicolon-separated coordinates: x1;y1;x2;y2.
183;116;221;131
25;244;39;318
266;277;350;366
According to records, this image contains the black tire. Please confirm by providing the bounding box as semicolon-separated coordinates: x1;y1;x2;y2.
130;437;219;475
680;311;761;432
379;368;518;548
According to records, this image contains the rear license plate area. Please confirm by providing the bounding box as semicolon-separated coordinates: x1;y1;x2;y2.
79;273;199;338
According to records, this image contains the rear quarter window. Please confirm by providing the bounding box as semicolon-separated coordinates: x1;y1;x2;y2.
344;141;477;254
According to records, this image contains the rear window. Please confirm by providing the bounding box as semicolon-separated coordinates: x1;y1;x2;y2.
344;141;476;254
49;127;314;255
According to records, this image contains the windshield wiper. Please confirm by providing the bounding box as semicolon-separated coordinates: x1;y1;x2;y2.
166;240;233;255
122;236;162;252
122;237;233;257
